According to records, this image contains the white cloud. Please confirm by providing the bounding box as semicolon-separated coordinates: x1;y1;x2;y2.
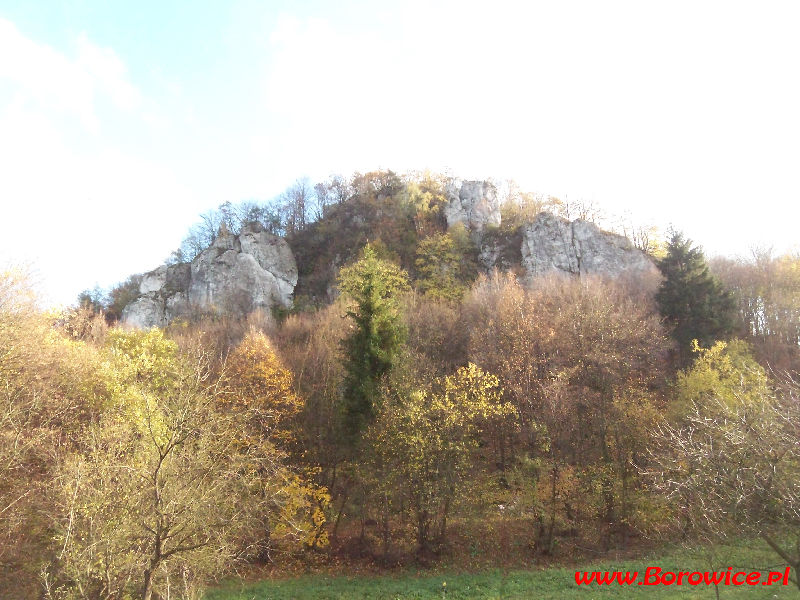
260;2;800;256
76;32;142;112
0;100;194;305
0;18;141;130
0;19;191;305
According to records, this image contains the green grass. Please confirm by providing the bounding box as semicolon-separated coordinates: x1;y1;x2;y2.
205;541;798;599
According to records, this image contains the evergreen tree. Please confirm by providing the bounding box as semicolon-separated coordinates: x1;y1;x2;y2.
337;244;410;442
655;231;735;365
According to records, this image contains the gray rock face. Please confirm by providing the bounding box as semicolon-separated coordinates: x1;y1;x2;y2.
139;266;167;294
444;180;501;231
122;222;297;328
521;212;654;280
122;296;165;330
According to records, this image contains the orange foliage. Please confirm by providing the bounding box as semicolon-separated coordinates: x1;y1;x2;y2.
224;328;303;449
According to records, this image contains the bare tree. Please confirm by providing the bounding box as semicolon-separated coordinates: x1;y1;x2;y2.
281;178;313;234
650;345;800;587
615;214;664;255
552;197;604;224
312;182;330;222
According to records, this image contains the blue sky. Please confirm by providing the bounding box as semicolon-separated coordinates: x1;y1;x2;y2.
1;1;799;305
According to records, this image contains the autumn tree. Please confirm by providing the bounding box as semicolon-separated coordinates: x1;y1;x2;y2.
712;250;800;371
0;269;59;596
364;364;516;556
497;180;559;227
655;231;735;366
49;329;319;600
650;341;800;587
0;267;111;598
465;272;669;550
337;245;410;442
223;329;330;549
59;303;109;343
349;170;404;198
224;329;303;446
402;293;469;377
414;226;478;302
100;273;142;322
273;304;353;541
400;178;447;237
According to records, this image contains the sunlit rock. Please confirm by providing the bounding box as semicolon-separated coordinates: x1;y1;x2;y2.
122;223;297;328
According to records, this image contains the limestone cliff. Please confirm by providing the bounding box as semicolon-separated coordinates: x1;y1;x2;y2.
521;212;655;280
122;223;297;328
444;180;501;231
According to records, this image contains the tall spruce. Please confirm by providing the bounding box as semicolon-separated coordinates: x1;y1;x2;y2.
337;244;410;442
655;231;735;365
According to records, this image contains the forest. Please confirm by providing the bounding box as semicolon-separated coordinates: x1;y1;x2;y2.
3;170;800;599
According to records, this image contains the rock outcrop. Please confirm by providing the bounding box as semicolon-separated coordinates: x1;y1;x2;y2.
444;180;501;231
122;223;297;328
521;212;655;280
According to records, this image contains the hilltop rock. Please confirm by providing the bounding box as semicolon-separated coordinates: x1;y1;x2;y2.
122;222;297;328
521;212;655;280
444;180;501;231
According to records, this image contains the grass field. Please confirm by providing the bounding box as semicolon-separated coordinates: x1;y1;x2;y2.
205;540;797;599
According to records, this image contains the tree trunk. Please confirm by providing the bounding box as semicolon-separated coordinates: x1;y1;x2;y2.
142;566;155;600
143;529;163;600
381;493;391;562
500;429;507;473
330;490;349;543
438;495;451;544
544;463;557;555
620;462;629;549
416;508;429;557
761;533;800;589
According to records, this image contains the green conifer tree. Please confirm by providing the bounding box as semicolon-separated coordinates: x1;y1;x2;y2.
655;231;735;365
337;244;410;442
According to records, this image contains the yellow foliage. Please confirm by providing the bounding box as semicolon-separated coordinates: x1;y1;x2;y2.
224;329;303;447
222;330;330;547
273;473;331;549
105;327;181;392
673;339;769;419
364;363;517;549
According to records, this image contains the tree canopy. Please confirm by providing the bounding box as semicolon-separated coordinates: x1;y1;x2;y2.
337;244;410;442
655;231;735;365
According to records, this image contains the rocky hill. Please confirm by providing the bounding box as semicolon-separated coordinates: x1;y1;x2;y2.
122;178;654;328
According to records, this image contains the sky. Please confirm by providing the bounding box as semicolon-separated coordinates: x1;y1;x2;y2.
1;0;799;305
